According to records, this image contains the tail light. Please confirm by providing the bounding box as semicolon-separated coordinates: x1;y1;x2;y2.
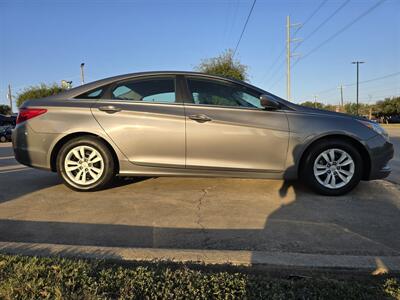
16;108;47;124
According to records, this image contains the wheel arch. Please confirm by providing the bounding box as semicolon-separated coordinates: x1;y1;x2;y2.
50;132;120;173
298;134;371;180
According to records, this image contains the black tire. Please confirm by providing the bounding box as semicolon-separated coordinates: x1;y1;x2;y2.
301;139;363;196
56;136;116;191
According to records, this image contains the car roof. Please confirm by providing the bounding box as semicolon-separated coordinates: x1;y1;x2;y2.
48;71;266;100
45;71;298;110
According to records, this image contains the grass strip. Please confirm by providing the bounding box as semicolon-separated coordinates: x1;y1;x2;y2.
0;254;399;299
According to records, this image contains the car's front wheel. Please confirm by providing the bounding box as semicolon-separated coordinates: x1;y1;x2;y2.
301;139;363;196
57;136;115;191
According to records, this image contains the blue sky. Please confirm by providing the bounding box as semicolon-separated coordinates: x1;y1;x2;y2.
0;0;399;111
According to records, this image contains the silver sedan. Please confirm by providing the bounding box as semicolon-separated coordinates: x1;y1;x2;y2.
12;71;394;195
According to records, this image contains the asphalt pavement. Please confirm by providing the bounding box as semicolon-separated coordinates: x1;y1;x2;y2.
0;127;399;271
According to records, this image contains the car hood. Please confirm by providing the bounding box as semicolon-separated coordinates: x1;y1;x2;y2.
285;101;368;121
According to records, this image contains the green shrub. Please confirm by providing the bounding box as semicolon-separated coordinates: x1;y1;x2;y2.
16;83;66;108
196;49;248;81
0;254;399;299
0;105;12;115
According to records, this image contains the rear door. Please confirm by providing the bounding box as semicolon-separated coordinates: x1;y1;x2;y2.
183;76;289;172
91;75;186;168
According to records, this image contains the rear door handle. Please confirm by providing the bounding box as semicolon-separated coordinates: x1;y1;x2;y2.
188;114;212;123
98;105;122;114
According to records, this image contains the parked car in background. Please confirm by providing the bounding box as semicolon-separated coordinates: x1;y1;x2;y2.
387;115;400;124
0;114;17;127
12;71;394;195
0;126;12;142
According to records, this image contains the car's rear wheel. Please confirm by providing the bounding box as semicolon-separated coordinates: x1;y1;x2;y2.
301;139;363;196
0;136;6;142
57;136;115;191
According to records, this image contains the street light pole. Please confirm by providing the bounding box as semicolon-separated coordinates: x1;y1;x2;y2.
351;61;365;116
80;63;85;85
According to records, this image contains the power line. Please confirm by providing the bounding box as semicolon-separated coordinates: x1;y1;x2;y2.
357;94;400;101
269;73;286;90
232;0;257;57
359;86;400;94
293;0;387;67
293;0;351;52
308;71;400;98
345;71;400;87
263;49;285;81
294;0;329;35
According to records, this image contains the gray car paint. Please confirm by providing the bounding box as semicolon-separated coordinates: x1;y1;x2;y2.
12;71;393;181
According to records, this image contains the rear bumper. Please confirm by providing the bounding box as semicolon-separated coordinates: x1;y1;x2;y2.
12;123;55;171
366;134;394;180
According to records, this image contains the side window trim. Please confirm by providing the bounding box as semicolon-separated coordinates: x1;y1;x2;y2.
175;75;188;103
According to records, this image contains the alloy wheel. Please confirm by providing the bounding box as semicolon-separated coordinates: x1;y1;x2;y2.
64;145;104;185
313;148;355;189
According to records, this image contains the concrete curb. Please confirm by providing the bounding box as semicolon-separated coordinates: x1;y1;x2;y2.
1;241;400;273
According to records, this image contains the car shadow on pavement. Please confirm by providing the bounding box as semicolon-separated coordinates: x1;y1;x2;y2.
264;179;400;256
0;170;61;204
0;178;399;253
0;169;151;205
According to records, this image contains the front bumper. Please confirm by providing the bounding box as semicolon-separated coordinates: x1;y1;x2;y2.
365;134;394;180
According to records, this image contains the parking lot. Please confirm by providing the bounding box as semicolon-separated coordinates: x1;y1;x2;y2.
0;127;399;266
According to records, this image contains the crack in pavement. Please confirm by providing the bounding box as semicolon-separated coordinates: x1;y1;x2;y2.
196;186;215;248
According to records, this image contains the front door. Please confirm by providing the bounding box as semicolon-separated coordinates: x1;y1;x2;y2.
183;76;289;172
91;76;186;168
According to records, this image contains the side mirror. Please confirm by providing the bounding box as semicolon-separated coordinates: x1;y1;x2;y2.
259;94;280;110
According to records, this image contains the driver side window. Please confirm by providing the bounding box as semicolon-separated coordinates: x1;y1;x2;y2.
187;78;262;108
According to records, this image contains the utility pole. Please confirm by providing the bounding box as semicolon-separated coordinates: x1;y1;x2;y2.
338;84;344;108
286;15;301;101
286;16;291;101
351;61;365;116
313;95;318;108
368;94;373;120
80;63;85;85
7;84;13;113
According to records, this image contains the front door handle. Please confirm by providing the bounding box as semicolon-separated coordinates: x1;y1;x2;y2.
98;105;122;114
188;114;212;123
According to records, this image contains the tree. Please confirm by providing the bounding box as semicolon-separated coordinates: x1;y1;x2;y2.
343;103;371;116
300;101;325;109
324;104;338;112
195;49;248;81
17;83;66;107
374;97;400;117
0;104;11;115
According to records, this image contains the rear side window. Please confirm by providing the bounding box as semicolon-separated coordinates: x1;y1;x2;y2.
77;88;104;99
112;78;176;103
